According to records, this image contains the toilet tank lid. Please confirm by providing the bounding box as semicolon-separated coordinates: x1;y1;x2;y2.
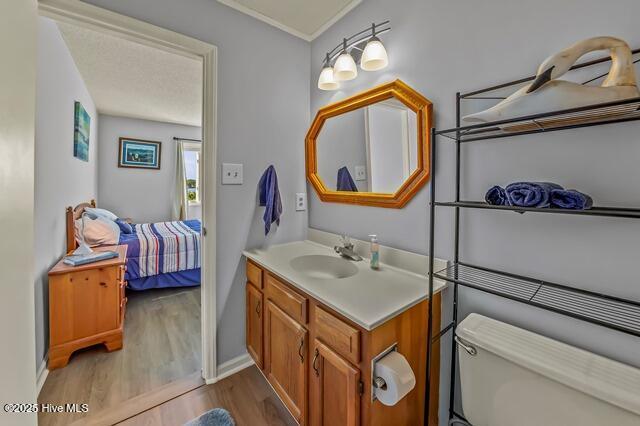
456;314;640;416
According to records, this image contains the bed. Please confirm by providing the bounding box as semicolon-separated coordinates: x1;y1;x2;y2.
66;200;201;291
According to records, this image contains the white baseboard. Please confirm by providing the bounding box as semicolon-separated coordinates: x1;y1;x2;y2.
36;358;49;396
207;353;254;384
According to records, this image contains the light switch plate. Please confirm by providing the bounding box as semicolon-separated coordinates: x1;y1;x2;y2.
355;165;367;181
222;163;243;184
296;193;307;211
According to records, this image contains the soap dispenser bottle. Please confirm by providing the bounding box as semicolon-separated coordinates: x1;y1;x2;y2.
369;234;379;270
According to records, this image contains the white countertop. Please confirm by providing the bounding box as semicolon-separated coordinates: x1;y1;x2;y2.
243;240;447;331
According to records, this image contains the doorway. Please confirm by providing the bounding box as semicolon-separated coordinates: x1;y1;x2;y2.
37;0;218;422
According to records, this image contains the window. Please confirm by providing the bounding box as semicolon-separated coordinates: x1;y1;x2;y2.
183;143;200;204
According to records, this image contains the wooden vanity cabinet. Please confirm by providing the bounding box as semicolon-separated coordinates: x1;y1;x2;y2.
310;339;361;426
246;260;264;368
265;300;308;423
246;282;263;368
245;260;441;426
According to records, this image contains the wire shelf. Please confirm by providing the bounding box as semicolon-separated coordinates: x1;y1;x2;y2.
434;201;640;219
435;97;640;142
434;263;640;337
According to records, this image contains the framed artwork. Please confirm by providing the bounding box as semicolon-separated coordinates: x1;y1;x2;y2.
118;138;162;170
73;101;91;162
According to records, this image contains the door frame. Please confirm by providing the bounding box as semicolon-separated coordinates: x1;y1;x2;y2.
38;0;219;382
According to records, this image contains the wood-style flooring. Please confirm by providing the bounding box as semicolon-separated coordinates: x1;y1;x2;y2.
120;366;297;426
39;286;202;426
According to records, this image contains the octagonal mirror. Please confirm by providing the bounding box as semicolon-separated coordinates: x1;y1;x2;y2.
306;80;432;208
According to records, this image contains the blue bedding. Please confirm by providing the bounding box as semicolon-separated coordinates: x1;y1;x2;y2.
120;219;201;291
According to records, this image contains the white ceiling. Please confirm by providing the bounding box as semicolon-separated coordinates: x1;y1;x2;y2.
217;0;362;41
57;22;203;127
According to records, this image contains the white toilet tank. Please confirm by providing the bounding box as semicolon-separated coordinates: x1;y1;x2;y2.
456;314;640;426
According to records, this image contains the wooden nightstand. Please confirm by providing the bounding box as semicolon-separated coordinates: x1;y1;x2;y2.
48;245;128;369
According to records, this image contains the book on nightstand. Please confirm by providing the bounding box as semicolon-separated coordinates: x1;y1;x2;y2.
63;250;118;266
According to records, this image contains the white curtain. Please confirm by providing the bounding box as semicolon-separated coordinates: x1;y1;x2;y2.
172;141;188;221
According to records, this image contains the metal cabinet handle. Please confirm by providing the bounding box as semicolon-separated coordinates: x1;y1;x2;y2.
312;348;320;376
298;337;305;363
256;300;261;316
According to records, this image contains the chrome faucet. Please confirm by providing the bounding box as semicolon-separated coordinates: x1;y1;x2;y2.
334;235;363;261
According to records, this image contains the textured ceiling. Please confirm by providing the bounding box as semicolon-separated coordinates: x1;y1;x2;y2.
217;0;362;41
58;22;203;127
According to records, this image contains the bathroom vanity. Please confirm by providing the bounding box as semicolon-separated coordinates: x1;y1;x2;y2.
243;238;446;426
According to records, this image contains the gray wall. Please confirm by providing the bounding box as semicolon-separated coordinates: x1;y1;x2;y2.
34;17;99;369
1;1;37;423
310;0;640;422
97;114;201;223
83;0;310;364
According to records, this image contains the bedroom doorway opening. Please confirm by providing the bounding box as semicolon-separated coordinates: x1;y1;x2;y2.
36;1;217;424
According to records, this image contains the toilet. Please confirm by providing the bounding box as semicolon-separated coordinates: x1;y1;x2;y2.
456;314;640;426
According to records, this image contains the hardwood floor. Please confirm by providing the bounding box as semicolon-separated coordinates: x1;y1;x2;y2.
39;286;202;426
120;366;297;426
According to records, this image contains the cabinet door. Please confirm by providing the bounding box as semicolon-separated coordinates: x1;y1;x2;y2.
310;340;360;426
246;282;263;368
265;301;307;424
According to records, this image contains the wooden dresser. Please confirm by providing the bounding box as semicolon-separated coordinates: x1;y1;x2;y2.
48;245;128;369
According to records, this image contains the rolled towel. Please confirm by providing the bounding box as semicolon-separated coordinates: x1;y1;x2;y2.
505;182;563;208
485;185;508;206
550;189;593;210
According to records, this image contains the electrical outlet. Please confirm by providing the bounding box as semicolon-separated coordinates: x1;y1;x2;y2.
355;165;367;181
222;163;243;184
295;193;307;211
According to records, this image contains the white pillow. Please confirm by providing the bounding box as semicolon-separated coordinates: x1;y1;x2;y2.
85;207;118;222
75;215;121;247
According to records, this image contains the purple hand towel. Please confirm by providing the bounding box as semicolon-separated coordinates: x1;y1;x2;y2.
258;165;282;235
336;166;358;192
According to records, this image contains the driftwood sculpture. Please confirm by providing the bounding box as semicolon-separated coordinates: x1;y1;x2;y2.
464;37;640;128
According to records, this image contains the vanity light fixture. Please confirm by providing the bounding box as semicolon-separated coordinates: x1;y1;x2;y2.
361;24;389;71
316;21;390;91
318;54;339;90
334;39;358;81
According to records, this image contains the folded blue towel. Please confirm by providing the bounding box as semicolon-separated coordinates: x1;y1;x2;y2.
258;165;282;235
485;185;509;206
337;166;358;192
505;182;563;208
550;189;593;210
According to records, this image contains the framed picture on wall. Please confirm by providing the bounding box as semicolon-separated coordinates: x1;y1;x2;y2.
118;138;162;170
73;101;91;162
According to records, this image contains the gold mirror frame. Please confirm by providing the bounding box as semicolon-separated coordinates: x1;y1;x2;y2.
306;80;433;208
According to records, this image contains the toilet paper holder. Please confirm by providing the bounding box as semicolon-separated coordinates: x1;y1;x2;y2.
370;342;398;402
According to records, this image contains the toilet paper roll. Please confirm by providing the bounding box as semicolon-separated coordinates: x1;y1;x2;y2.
373;350;416;406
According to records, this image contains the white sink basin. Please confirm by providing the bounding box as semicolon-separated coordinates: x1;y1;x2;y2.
290;254;358;280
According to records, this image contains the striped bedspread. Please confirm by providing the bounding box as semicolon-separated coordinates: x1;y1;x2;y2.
120;219;201;280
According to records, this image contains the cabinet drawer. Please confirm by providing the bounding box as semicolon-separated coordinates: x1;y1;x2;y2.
266;274;308;324
315;306;360;365
246;260;263;289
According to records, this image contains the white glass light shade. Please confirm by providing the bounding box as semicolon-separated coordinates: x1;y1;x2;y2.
333;52;358;81
317;66;339;90
360;37;388;71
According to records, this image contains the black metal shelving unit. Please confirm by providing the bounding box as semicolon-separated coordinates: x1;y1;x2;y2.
424;49;640;426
